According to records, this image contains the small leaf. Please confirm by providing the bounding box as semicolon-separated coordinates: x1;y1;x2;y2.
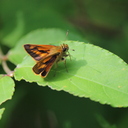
0;108;5;120
0;75;15;105
96;114;117;128
14;38;128;107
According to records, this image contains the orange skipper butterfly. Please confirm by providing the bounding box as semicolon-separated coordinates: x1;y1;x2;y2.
24;44;70;78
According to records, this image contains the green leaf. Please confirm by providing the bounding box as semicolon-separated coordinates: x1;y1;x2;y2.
0;76;15;105
14;36;128;107
0;108;5;120
8;28;86;65
0;76;15;120
2;11;25;48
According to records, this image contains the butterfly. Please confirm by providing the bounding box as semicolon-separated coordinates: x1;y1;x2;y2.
24;44;70;78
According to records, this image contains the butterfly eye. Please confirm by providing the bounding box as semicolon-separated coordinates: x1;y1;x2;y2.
63;48;67;52
61;57;65;61
63;47;69;52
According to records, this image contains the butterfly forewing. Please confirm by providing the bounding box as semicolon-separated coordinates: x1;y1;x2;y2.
24;44;56;61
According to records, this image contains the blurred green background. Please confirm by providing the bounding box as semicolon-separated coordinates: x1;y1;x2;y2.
0;0;128;128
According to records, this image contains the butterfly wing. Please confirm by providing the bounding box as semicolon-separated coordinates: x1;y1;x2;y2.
24;44;56;61
33;54;59;78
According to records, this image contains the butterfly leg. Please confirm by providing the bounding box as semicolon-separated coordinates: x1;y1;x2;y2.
64;60;68;72
61;58;68;72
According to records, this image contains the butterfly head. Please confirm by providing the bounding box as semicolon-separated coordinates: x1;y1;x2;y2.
61;44;69;52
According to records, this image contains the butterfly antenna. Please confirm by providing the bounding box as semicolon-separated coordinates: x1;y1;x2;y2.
65;30;69;40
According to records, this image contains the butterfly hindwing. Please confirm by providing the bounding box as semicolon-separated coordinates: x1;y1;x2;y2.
33;54;59;77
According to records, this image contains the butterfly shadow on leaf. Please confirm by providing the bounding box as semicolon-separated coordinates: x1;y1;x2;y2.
44;58;87;82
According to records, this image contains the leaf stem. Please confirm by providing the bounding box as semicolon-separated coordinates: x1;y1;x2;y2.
0;47;14;77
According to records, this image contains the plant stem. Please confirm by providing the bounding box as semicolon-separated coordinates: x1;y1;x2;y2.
0;47;14;77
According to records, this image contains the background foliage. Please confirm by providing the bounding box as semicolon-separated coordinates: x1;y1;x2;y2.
0;0;128;128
